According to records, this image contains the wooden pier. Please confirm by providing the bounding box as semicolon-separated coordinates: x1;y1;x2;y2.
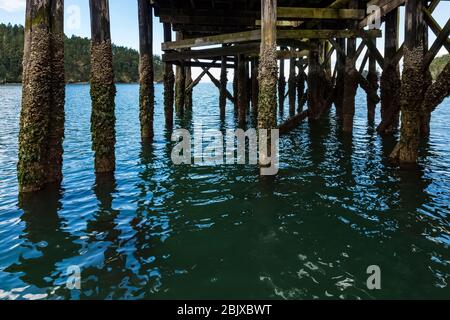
17;0;450;192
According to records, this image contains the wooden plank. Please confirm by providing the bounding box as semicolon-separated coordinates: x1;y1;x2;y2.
162;30;261;50
278;29;382;40
162;43;260;62
277;7;365;20
162;29;382;50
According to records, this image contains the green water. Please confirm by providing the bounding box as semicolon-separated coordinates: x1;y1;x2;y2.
0;83;449;299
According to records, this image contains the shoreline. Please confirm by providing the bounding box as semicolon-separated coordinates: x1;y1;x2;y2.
1;81;164;86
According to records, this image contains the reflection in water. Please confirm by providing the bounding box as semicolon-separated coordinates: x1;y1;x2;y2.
81;173;133;299
0;84;449;299
6;186;80;297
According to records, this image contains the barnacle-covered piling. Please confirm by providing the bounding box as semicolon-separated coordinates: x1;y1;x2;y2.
18;0;65;193
89;0;116;173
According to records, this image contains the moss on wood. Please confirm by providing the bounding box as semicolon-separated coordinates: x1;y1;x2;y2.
258;44;277;129
219;58;228;119
288;58;296;117
139;53;154;139
164;63;175;128
390;45;426;163
379;64;401;134
90;40;116;173
18;27;52;192
175;64;186;116
47;32;65;184
342;57;359;132
297;71;306;113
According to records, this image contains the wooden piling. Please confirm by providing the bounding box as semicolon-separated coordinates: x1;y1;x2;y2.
390;0;426;163
219;49;228;119
342;1;359;133
48;0;65;186
238;54;247;127
307;41;323;120
258;0;278;130
420;0;432;136
288;50;297;117
18;0;65;193
367;39;378;124
278;49;286;115
138;0;154;139
163;23;174;129
89;0;116;173
334;38;346;117
175;32;186;116
297;67;306;114
233;56;238;115
185;64;193;111
378;8;401;134
251;58;259;119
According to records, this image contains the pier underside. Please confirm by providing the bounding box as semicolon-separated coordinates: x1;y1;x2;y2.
17;0;450;192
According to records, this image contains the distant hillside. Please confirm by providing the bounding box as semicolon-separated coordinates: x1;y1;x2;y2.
430;54;449;80
0;23;163;84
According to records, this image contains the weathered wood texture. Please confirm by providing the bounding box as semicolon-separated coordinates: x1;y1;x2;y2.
163;23;175;129
258;0;278;130
378;8;401;134
18;0;65;193
138;0;154;139
89;0;116;173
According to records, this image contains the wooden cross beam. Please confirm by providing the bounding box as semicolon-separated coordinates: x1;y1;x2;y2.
162;29;382;51
362;38;385;69
171;60;234;69
392;43;404;66
423;18;450;68
185;60;218;93
195;59;235;103
359;50;370;74
423;9;450;53
321;46;335;70
359;0;405;29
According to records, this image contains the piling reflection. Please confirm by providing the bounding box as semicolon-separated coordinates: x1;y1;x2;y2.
7;186;80;293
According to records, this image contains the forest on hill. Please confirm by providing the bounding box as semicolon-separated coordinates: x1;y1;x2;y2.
0;23;163;84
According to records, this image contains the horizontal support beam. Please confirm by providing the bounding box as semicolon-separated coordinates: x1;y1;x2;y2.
163;43;260;62
277;7;365;20
276;49;309;59
159;15;256;26
171;60;235;69
162;29;381;50
278;29;382;39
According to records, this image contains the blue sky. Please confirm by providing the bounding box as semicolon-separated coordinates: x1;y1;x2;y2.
0;0;448;78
